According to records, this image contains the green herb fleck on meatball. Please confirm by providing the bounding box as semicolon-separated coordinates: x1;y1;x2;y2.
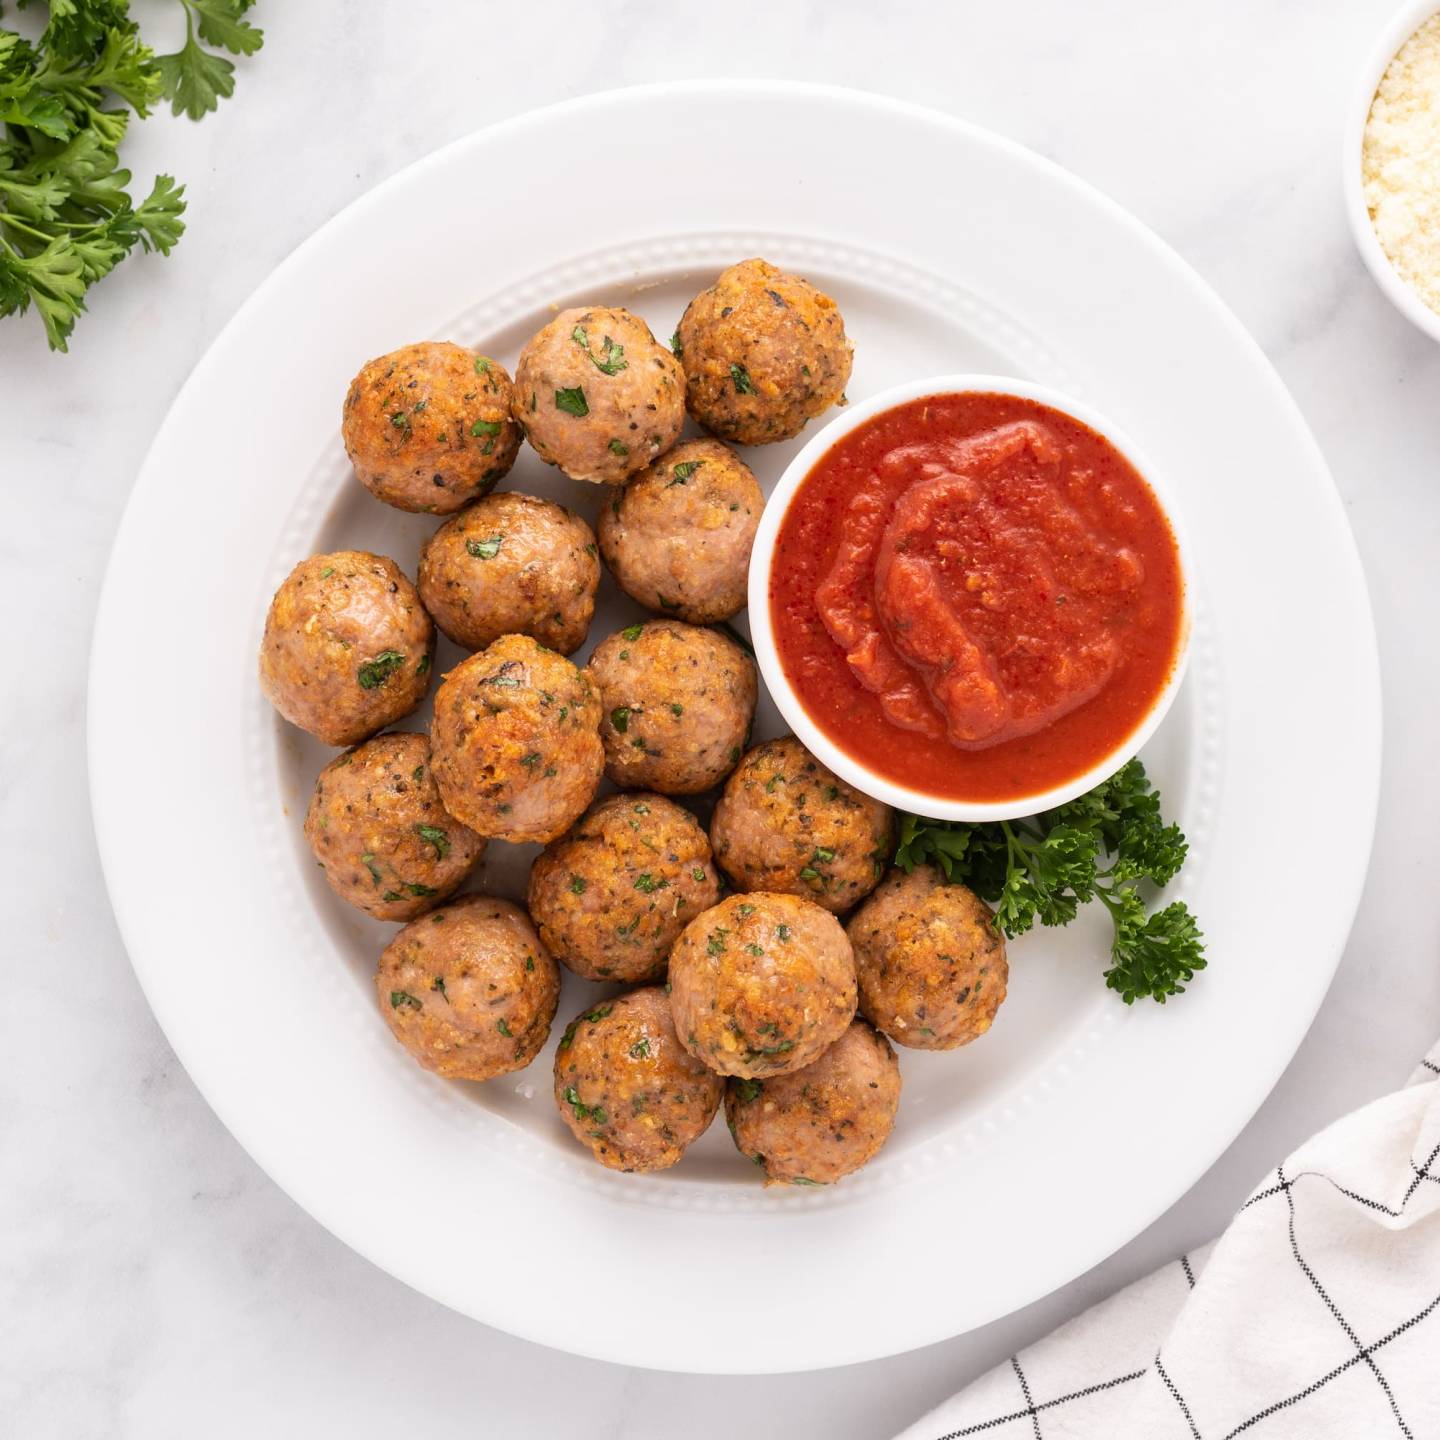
466;534;504;559
554;386;589;417
357;650;406;689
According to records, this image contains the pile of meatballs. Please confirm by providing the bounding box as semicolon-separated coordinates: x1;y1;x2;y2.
258;259;1010;1188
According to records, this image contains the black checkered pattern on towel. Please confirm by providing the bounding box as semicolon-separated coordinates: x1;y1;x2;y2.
896;1045;1440;1440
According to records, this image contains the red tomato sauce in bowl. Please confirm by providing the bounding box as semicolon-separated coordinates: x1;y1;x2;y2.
768;392;1186;804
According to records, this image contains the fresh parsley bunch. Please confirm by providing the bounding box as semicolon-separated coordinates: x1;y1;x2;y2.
895;759;1206;1004
0;0;263;350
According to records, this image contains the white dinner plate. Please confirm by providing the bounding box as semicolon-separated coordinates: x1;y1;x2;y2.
89;83;1381;1373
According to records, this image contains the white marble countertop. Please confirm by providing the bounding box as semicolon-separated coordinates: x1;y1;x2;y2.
5;0;1440;1434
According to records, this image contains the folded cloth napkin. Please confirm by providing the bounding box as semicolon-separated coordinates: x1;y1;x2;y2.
895;1045;1440;1440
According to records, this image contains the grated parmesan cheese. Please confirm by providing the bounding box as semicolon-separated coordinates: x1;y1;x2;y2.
1363;12;1440;315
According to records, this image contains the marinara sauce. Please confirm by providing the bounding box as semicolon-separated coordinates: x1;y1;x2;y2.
770;393;1185;803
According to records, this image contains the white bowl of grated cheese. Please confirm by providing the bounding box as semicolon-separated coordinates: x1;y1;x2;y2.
1347;0;1440;343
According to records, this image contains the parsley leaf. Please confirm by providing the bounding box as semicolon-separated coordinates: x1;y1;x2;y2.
156;3;246;121
554;386;589;417
187;0;264;58
895;759;1205;1004
466;534;504;560
1097;889;1206;1004
572;324;628;374
356;650;405;689
562;1086;606;1126
0;0;261;350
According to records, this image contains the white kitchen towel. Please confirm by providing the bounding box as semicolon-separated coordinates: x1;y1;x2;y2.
895;1045;1440;1440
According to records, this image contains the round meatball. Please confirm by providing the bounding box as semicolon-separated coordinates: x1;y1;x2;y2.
430;634;602;844
587;621;756;794
259;550;434;747
710;737;893;913
554;987;723;1172
418;491;600;655
847;865;1008;1050
376;895;559;1081
342;342;519;513
597;439;763;623
527;793;720;982
669;893;856;1078
674;258;852;445
724;1019;900;1185
304;733;485;921
512;307;685;484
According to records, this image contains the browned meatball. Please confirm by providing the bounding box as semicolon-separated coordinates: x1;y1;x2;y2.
259;550;434;747
417;492;600;655
710;737;893;913
669;893;856;1078
430;634;602;844
597;439;763;623
553;987;723;1172
526;793;720;982
304;733;485;921
847;866;1008;1050
342;342;519;513
674;259;852;445
376;895;559;1081
587;621;756;794
724;1020;900;1185
512;307;684;484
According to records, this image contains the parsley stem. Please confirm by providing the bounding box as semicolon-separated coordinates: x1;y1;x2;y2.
1001;820;1030;872
1092;880;1123;914
0;215;106;234
0;214;50;240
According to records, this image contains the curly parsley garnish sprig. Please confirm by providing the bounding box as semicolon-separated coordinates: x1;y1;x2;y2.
0;0;264;350
895;759;1205;1004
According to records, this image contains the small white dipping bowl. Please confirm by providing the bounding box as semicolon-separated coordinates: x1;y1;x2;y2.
746;375;1193;823
1344;0;1440;344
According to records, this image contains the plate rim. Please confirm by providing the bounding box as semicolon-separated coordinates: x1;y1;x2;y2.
87;79;1382;1373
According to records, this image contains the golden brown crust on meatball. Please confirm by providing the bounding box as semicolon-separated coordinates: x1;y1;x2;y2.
342;343;519;513
376;895;559;1081
512;307;685;484
597;439;763;623
304;733;485;921
586;620;756;794
675;259;852;446
259;550;434;747
429;635;602;844
668;893;857;1078
526;793;721;982
553;987;723;1172
724;1019;900;1185
847;866;1008;1050
710;737;893;914
417;492;600;655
